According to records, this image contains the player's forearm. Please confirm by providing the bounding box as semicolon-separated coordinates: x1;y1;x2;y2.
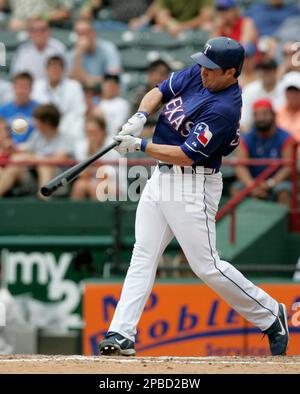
271;144;293;185
236;166;254;187
48;8;71;21
70;55;88;83
180;7;213;29
144;143;193;166
271;166;291;185
138;88;163;116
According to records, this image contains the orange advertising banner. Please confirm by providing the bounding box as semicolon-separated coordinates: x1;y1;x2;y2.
83;282;300;356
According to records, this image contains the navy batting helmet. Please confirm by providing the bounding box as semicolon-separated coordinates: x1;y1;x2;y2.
191;36;245;77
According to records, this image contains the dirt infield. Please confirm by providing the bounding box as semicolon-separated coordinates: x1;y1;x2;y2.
0;355;299;374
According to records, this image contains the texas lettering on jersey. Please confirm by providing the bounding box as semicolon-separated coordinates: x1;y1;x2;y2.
164;96;194;137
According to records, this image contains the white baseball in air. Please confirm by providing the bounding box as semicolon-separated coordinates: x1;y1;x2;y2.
12;118;29;134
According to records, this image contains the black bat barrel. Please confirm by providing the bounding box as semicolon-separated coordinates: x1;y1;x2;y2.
40;141;118;197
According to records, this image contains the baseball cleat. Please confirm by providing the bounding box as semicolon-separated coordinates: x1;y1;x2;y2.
263;303;289;356
98;332;136;356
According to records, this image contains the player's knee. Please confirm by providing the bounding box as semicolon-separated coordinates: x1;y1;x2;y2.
189;258;219;281
131;242;158;265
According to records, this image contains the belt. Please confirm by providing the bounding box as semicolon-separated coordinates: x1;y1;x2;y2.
158;163;219;175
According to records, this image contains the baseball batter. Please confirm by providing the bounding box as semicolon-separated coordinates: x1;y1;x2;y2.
99;37;289;357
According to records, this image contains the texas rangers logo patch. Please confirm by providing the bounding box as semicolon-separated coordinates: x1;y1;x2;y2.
194;123;213;147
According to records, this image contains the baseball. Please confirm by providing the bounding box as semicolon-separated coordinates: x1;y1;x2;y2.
12;118;29;134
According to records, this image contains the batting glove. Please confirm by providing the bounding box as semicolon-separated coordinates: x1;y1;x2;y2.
118;111;148;137
114;135;142;155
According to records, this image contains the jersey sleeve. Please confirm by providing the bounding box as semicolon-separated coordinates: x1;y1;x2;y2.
180;112;232;163
157;67;192;103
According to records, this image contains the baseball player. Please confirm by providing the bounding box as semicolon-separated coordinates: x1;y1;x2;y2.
99;37;289;357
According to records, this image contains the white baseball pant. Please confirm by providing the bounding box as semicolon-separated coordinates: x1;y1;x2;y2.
109;167;278;341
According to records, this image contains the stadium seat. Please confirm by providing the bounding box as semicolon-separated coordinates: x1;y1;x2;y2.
120;48;151;71
134;31;181;49
169;47;196;68
177;30;209;51
0;30;27;50
96;30;133;49
51;28;74;48
122;71;147;92
0;69;10;81
1;49;15;74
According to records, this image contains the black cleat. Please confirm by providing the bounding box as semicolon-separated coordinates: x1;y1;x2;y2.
263;303;289;356
98;332;136;356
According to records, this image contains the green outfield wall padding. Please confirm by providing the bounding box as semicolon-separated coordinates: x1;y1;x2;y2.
0;198;299;267
217;199;290;264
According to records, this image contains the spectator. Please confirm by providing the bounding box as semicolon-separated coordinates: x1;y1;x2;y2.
277;72;300;143
81;0;154;31
212;0;257;45
0;72;38;144
8;0;73;31
153;0;214;37
32;55;86;141
127;2;160;31
240;59;285;131
80;0;102;20
245;0;300;38
68;20;121;85
130;59;170;136
277;41;300;80
10;17;65;80
94;74;130;137
0;79;13;106
0;118;17;173
72;116;120;200
232;99;293;207
0;0;9;13
239;43;258;88
0;104;73;198
83;81;101;118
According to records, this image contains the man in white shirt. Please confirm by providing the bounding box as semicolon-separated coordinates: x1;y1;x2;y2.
32;55;87;141
11;17;65;80
94;74;129;137
240;59;285;131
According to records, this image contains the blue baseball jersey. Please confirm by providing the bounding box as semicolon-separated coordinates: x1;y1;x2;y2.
154;64;242;170
241;127;293;178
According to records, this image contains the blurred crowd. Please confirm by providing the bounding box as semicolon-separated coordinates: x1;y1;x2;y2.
0;0;299;205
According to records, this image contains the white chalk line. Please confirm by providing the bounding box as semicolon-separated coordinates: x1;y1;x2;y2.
0;356;300;366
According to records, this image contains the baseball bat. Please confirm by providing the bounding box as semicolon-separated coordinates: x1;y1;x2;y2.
40;141;118;197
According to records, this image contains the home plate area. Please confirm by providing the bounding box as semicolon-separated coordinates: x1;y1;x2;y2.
0;355;299;374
